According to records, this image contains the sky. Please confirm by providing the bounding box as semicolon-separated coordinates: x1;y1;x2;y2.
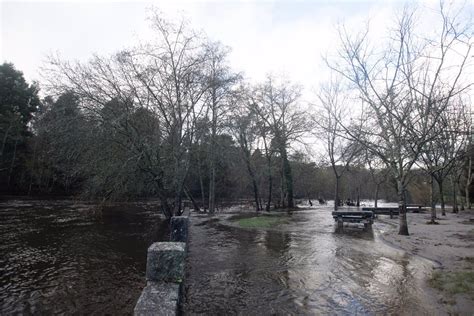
1;0;473;100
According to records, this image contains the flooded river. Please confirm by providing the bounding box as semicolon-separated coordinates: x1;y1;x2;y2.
0;199;168;315
182;206;438;315
1;199;438;315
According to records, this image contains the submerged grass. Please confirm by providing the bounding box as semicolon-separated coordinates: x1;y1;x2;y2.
429;271;474;298
236;216;288;229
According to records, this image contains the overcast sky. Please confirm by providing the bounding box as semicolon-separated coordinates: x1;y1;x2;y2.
1;0;473;97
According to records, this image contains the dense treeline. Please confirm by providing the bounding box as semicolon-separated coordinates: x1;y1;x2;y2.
0;63;399;205
0;63;40;192
0;58;469;214
1;5;473;235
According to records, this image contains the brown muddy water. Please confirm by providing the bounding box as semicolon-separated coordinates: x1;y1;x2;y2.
182;206;438;315
1;200;438;315
0;199;168;315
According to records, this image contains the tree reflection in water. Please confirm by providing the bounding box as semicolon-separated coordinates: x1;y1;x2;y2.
183;208;437;315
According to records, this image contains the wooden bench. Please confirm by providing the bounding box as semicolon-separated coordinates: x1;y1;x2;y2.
362;206;427;218
332;210;374;228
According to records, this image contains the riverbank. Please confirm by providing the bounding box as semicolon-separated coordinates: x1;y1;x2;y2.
377;210;474;315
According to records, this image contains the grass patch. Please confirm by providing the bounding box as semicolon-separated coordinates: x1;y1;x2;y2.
236;216;288;229
429;271;474;298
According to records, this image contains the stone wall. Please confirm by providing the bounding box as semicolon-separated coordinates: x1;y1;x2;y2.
134;216;189;316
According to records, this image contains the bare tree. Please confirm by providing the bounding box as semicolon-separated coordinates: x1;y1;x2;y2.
315;79;361;210
43;12;213;218
463;141;474;210
365;151;389;209
419;98;470;222
228;88;262;212
250;76;311;209
326;4;473;235
203;42;241;213
258;120;275;211
450;146;469;213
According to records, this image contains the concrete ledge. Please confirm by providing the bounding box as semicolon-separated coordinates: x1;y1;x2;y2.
134;282;180;316
146;242;186;283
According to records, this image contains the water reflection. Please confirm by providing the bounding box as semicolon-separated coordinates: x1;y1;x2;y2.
0;199;168;315
182;208;436;315
334;225;375;239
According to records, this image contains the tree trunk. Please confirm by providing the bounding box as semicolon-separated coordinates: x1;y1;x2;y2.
197;153;206;210
184;187;200;212
397;179;409;236
334;176;340;211
245;152;260;211
7;136;18;187
28;138;38;196
174;171;189;216
160;198;173;220
266;172;272;212
356;186;360;207
452;177;458;213
280;146;294;208
438;179;446;216
199;170;206;210
374;183;379;208
466;156;472;209
430;176;437;224
251;174;261;212
239;132;261;211
0;122;12;157
263;137;272;212
280;169;286;208
208;165;216;213
208;104;217;214
177;194;183;216
465;184;471;210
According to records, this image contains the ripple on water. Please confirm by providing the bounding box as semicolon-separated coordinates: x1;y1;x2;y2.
182;208;437;315
0;199;168;314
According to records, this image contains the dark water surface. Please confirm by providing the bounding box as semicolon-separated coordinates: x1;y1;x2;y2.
1;200;438;315
182;207;438;315
0;199;168;315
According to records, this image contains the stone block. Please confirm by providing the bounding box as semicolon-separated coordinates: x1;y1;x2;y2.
134;282;180;316
146;242;185;283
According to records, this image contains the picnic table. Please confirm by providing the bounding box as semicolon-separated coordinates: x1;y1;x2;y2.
332;210;374;228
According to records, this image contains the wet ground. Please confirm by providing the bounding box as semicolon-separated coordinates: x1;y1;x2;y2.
182;206;438;315
0;198;168;315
